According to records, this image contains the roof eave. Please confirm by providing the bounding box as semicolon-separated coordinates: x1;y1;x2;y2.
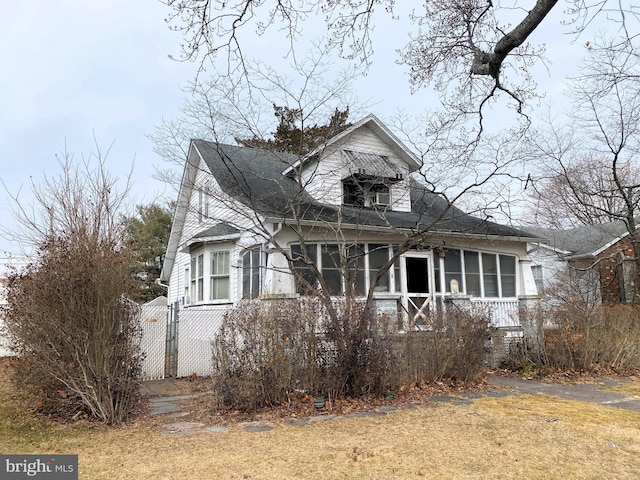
266;216;536;242
282;114;422;176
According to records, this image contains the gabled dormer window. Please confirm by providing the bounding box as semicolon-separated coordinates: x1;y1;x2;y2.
343;177;391;208
342;150;402;208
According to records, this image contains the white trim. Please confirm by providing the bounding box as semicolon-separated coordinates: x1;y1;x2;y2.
282;114;422;176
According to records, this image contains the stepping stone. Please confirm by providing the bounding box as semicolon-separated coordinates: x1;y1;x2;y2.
286;418;311;427
379;406;398;413
151;402;182;415
308;414;338;422
349;411;386;418
161;421;205;435
461;392;483;399
600;380;621;387
484;389;513;398
429;395;455;402
163;421;205;431
242;421;274;433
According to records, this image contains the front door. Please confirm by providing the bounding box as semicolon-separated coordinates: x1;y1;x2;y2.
402;253;435;329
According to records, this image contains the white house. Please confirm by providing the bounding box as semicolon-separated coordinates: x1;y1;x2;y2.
159;114;541;376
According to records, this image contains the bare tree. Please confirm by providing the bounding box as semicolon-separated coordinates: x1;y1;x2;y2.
2;146;144;424
528;38;640;301
160;1;639;133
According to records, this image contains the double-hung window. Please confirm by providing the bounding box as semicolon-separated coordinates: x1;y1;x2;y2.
210;251;230;300
190;254;204;302
242;247;262;299
291;244;318;295
368;244;391;292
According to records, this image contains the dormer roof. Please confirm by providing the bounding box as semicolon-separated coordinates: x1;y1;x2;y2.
282;114;421;177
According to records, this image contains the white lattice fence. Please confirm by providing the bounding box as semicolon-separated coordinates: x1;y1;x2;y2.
0;316;16;357
177;306;228;377
139;304;169;380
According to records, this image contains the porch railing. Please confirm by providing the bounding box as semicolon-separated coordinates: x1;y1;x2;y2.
470;298;520;328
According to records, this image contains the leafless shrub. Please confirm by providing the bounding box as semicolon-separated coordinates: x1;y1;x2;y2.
211;297;491;411
506;303;640;374
399;306;491;385
212;299;321;411
2;148;144;424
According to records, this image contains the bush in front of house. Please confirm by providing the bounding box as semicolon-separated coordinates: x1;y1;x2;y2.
3;237;144;425
399;305;492;385
506;302;640;374
211;298;491;412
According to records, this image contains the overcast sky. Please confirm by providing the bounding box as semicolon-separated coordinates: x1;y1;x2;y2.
0;1;605;263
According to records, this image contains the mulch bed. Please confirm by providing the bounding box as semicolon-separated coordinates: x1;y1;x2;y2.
146;375;493;427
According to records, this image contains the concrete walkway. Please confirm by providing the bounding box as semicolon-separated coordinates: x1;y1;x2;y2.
487;375;640;413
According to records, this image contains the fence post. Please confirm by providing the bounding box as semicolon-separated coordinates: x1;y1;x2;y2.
165;300;180;378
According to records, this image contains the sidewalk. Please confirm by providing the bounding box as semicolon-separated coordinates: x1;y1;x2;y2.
487;375;640;413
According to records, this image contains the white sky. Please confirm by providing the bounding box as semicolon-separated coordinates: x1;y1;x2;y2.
0;1;607;262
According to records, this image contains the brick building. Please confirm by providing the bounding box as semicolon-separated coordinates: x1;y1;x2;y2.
527;222;639;304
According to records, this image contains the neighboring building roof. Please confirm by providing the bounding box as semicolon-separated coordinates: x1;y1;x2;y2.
193;140;536;240
524;222;630;258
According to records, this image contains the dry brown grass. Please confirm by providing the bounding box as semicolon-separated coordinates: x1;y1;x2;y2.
2;358;640;479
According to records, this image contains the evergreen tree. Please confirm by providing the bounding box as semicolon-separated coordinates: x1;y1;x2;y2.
126;203;173;302
236;106;351;155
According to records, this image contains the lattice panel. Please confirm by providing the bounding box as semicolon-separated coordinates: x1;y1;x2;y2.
176;307;227;378
0;317;16;357
139;304;169;380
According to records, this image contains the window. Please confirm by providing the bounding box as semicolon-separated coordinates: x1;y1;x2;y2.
343;179;366;206
210;251;230;300
369;244;390;292
184;268;189;301
190;254;204;302
439;249;518;298
500;255;517;297
531;265;544;295
346;244;365;296
342;177;391;208
482;253;498;297
291;244;318;295
444;249;462;293
321;244;342;295
464;251;481;296
242;247;262;299
369;184;390;206
291;243;396;296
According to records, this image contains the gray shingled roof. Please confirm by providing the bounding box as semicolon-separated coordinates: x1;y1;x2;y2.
524;222;629;257
192;223;241;239
194;140;535;239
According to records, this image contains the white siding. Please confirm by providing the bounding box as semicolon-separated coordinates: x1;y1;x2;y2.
300;126;413;212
